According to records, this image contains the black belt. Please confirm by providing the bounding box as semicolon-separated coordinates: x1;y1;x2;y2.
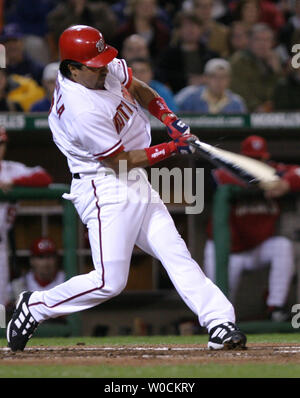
73;170;114;179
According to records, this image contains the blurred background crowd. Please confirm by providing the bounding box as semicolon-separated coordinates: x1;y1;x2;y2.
0;0;300;114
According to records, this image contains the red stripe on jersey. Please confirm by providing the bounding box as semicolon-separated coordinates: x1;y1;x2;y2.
97;144;124;161
93;140;122;157
92;179;105;288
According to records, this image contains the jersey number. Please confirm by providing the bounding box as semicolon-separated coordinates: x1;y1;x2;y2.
113;101;133;134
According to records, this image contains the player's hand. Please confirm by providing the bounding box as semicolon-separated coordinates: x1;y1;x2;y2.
163;114;190;139
173;133;197;155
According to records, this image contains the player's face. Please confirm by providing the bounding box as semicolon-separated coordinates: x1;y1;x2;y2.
71;65;109;90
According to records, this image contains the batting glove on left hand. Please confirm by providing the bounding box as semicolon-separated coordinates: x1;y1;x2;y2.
164;114;190;140
174;133;197;155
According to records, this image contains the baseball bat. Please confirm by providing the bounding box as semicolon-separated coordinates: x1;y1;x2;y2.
189;139;280;189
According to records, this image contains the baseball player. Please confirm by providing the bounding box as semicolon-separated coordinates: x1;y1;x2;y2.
204;135;300;321
0;127;52;306
9;237;65;302
7;25;246;351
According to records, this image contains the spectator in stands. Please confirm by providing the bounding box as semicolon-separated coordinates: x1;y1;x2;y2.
230;23;282;112
204;135;300;322
121;34;150;62
0;127;52;306
190;0;230;57
111;0;174;28
232;0;260;31
5;74;45;112
175;58;247;113
9;237;65;303
47;0;117;61
0;23;44;85
0;68;45;112
228;21;249;56
128;57;178;111
5;0;56;64
30;62;59;112
0;69;23;112
232;0;285;33
278;0;300;63
156;10;218;93
272;66;300;111
113;0;170;61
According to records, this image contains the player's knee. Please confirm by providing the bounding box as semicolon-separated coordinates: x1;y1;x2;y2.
99;278;127;299
110;279;127;297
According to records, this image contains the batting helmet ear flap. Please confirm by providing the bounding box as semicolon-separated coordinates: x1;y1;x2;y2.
59;25;118;68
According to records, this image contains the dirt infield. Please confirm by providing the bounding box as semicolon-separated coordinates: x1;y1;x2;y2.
1;343;300;366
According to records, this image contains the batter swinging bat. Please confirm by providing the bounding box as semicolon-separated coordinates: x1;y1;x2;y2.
189;138;280;189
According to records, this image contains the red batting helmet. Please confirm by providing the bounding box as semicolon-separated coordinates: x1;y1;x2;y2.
59;25;118;67
31;238;57;257
240;135;270;159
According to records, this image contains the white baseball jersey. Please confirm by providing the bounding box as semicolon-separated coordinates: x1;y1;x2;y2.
48;58;151;175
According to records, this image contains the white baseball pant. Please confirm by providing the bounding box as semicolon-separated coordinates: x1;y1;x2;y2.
204;237;295;307
0;240;9;305
28;170;235;332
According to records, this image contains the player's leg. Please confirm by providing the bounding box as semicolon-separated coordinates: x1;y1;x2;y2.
135;195;243;335
136;199;246;349
258;236;295;310
7;173;153;350
0;240;9;305
21;177;148;322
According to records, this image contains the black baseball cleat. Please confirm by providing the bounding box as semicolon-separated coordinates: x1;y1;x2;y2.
7;291;39;352
208;322;247;350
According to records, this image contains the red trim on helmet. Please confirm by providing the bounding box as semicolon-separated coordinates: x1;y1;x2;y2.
84;45;118;68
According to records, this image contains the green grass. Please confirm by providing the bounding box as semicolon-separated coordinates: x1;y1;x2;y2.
0;363;300;378
0;333;299;347
0;334;300;378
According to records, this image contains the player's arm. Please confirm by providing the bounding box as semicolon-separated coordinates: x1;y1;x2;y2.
128;77;190;139
102;134;196;173
102;77;197;172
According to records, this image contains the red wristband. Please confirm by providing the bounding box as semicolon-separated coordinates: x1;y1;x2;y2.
144;141;177;166
148;97;176;124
